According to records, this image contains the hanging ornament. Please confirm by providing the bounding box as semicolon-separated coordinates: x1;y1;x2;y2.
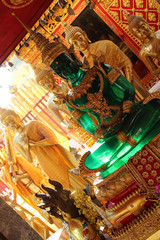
57;0;68;8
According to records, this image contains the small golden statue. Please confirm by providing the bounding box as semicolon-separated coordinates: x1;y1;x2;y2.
124;10;160;75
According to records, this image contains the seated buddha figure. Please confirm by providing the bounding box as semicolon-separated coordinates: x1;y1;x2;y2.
48;46;160;179
12;14;160;179
0;108;86;190
124;10;160;75
30;39;160;179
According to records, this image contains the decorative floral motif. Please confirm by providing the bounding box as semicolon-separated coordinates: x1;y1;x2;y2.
137;165;143;171
142;171;149;178
154;162;160;169
142;150;148;156
133;158;138;165
151;170;157;177
141;158;146;165
148;179;154;186
146;164;152;171
156;176;160;183
148;156;154;163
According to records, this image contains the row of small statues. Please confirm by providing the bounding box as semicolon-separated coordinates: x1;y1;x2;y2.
0;11;160;239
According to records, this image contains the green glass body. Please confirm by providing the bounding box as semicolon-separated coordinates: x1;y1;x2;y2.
50;53;160;178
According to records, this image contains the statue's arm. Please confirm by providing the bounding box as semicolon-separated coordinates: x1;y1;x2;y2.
29;121;58;147
13;137;32;162
139;48;158;73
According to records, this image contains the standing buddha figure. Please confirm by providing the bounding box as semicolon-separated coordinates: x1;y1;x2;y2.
0;108;86;190
12;13;160;179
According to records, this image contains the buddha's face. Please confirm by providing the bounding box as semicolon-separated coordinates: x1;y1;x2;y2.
38;75;55;91
132;20;152;41
3;116;20;132
69;32;89;51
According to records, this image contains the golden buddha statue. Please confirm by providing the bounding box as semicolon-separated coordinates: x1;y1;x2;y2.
35;69;86;146
62;21;149;99
36;69;71;126
62;21;133;83
0;108;86;191
124;10;160;75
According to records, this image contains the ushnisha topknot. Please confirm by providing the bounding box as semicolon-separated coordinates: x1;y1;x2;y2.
61;21;87;43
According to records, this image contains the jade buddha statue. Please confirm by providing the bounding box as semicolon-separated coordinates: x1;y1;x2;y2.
45;49;160;178
13;13;160;178
124;10;160;75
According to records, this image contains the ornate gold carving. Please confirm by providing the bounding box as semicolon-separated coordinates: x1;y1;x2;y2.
148;156;154;163
137;164;143;171
110;11;119;20
110;0;119;8
127;135;137;146
141;158;147;164
148;179;154;186
122;0;131;8
111;203;160;240
151;170;157;177
154;162;160;169
106;68;121;85
148;12;157;22
148;133;160;156
70;109;82;120
142;171;149;178
156;176;160;183
135;0;144;8
94;166;135;203
148;0;159;9
67;67;122;127
116;131;127;143
146;164;152;171
106;192;147;228
78;151;106;176
107;188;141;212
1;0;33;9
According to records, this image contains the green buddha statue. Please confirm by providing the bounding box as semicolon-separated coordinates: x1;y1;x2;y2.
13;13;160;179
48;49;160;178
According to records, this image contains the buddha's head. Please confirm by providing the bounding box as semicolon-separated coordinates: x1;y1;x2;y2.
62;21;90;52
124;10;153;42
0;108;22;132
36;69;58;91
